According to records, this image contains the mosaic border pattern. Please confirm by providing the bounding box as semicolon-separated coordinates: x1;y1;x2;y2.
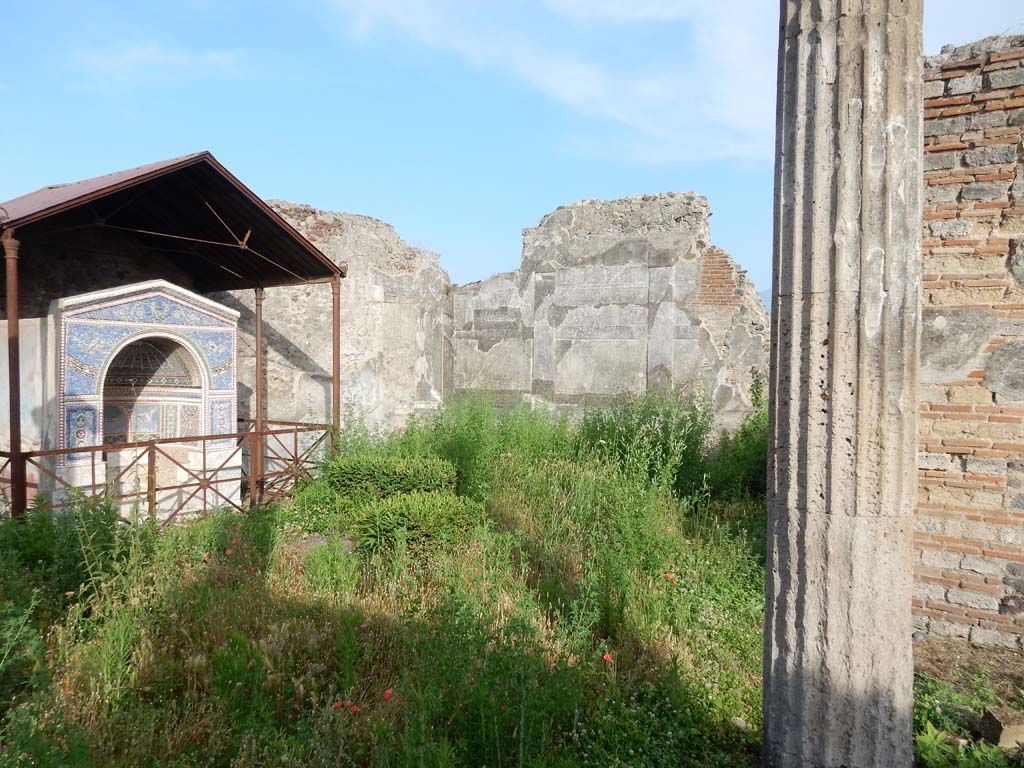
58;286;238;464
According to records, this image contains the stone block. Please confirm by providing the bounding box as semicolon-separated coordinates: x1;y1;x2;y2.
926;183;961;204
980;707;1024;748
989;67;1024;90
971;631;1020;654
1012;247;1024;284
924;115;967;137
964;144;1018;167
960;555;1006;577
554;339;647;396
947;384;993;405
961;181;1012;201
914;580;949;601
924;79;946;99
927;218;973;238
987;339;1024;403
964;456;1008;475
920;548;963;569
948;74;983;95
925;150;962;171
919;451;954;471
968;110;1008;130
929;618;971;639
921;309;999;385
947;588;1000;611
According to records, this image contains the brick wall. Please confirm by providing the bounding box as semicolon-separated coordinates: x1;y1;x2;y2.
914;36;1024;649
694;248;745;307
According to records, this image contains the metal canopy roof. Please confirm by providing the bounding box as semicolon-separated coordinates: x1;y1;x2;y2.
0;151;342;291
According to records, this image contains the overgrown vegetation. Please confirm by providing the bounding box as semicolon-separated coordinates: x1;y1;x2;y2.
0;390;1015;766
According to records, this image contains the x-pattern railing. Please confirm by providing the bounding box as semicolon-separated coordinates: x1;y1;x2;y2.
5;420;331;525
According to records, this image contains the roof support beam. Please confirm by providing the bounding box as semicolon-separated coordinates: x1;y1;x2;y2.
331;275;341;450
3;230;25;517
251;286;265;507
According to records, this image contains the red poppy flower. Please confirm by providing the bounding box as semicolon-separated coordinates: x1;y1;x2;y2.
231;538;239;545
333;700;343;710
382;688;394;702
225;548;233;556
350;705;361;714
602;652;613;663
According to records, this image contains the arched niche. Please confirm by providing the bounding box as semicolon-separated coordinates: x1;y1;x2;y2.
101;336;205;445
52;279;239;464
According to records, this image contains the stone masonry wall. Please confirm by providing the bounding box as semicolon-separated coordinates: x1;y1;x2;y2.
222;195;769;436
218;202;451;430
453;193;769;429
914;36;1024;648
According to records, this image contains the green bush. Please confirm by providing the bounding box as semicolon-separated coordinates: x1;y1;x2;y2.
351;491;485;554
386;395;575;499
281;478;346;534
0;493;128;601
322;455;457;501
575;390;712;495
705;372;768;499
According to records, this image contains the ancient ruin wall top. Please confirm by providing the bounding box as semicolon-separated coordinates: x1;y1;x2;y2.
521;192;713;271
525;191;710;239
926;33;1024;68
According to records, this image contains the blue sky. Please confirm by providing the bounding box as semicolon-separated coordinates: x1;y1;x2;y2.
1;1;1022;291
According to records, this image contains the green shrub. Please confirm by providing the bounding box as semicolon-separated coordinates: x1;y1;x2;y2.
576;390;712;495
322;455;457;501
915;722;1011;768
705;371;768;499
281;478;346;534
386;396;575;499
0;493;128;601
914;671;997;738
351;491;485;554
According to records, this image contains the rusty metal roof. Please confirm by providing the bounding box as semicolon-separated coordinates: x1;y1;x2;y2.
0;151;342;290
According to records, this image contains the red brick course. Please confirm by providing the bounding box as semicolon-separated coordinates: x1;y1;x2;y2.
915;37;1024;648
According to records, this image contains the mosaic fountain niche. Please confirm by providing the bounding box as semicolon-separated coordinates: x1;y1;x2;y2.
48;280;239;517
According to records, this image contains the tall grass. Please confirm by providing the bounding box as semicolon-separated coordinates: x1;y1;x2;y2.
0;392;770;767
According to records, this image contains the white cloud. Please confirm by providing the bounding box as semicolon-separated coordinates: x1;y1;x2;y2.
331;0;778;163
329;1;1023;164
74;42;244;89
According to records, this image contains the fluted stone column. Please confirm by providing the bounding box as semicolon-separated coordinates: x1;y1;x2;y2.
764;2;923;766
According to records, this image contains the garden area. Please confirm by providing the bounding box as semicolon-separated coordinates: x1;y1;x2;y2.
0;391;1021;766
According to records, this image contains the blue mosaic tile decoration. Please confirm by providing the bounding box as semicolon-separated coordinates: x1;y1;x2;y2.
65;405;97;462
59;286;238;464
66;325;138;395
210;399;233;434
74;295;232;328
189;330;235;390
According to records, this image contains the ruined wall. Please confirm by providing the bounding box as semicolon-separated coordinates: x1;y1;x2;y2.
914;36;1024;648
241;194;769;433
219;202;451;430
453;194;769;428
